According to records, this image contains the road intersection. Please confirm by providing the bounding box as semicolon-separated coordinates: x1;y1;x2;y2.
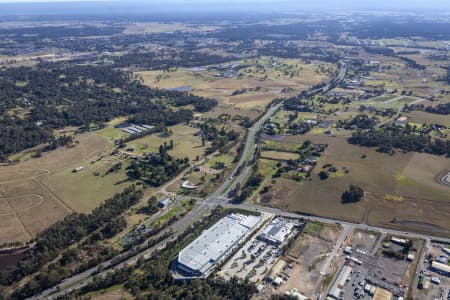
29;62;450;300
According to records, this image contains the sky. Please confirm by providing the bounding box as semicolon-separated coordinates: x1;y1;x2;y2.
0;0;447;5
0;0;450;14
0;0;445;3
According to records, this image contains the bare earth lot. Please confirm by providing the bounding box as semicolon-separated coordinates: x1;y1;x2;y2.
277;223;341;299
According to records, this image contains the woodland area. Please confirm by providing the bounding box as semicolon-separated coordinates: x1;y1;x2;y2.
348;127;450;156
0;64;217;160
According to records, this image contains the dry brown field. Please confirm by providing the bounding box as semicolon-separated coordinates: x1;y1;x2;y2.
258;135;450;236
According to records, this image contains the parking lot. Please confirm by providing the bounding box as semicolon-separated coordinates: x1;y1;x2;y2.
327;232;421;300
338;253;408;299
221;217;301;284
412;242;450;300
221;238;284;283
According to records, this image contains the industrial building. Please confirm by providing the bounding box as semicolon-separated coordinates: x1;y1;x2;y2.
257;218;296;245
431;261;450;276
177;213;261;277
119;123;153;135
327;264;352;300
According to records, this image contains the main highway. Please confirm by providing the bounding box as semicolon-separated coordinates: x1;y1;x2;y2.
29;62;449;300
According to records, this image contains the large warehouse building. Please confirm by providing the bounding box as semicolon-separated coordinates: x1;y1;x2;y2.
177;213;261;277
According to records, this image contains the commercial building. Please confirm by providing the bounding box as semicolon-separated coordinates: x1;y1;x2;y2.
390;237;408;246
257;218;296;245
177;213;261;277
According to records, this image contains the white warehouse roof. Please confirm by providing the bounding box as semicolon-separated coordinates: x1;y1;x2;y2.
258;218;295;245
177;213;261;275
432;261;450;274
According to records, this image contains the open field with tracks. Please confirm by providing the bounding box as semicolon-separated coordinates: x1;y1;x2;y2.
0;116;234;243
0;133;110;243
0;128;155;242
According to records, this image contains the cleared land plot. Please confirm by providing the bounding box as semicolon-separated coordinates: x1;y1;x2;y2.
366;96;418;109
204;105;262;120
207;153;234;169
0;169;49;183
125;124;204;161
41;157;134;213
260;151;299;161
260;137;301;152
404;110;450;127
279;222;340;298
372;95;398;102
259;135;450;235
89;285;134;300
348;230;378;253
138;57;332;109
96;127;128;142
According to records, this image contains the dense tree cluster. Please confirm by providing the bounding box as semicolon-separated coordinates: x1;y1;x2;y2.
0;118;53;161
348;128;450;156
0;64;217;159
397;56;426;70
11;222;124;299
0;25;124;40
363;47;395;57
170;93;218;112
354;20;450;40
233;169;264;203
126;144;189;186
284;99;314;112
199;122;240;155
406;103;450;115
338;114;377;130
113;50;234;70
341;185;364;204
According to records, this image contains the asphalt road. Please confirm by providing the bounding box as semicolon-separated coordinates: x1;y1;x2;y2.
28;62;351;300
227;204;450;244
29;62;450;300
208;62;348;204
206;101;285;203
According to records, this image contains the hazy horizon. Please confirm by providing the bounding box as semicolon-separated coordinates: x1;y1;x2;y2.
0;0;450;16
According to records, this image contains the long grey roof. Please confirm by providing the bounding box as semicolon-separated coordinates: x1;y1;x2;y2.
178;213;260;274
